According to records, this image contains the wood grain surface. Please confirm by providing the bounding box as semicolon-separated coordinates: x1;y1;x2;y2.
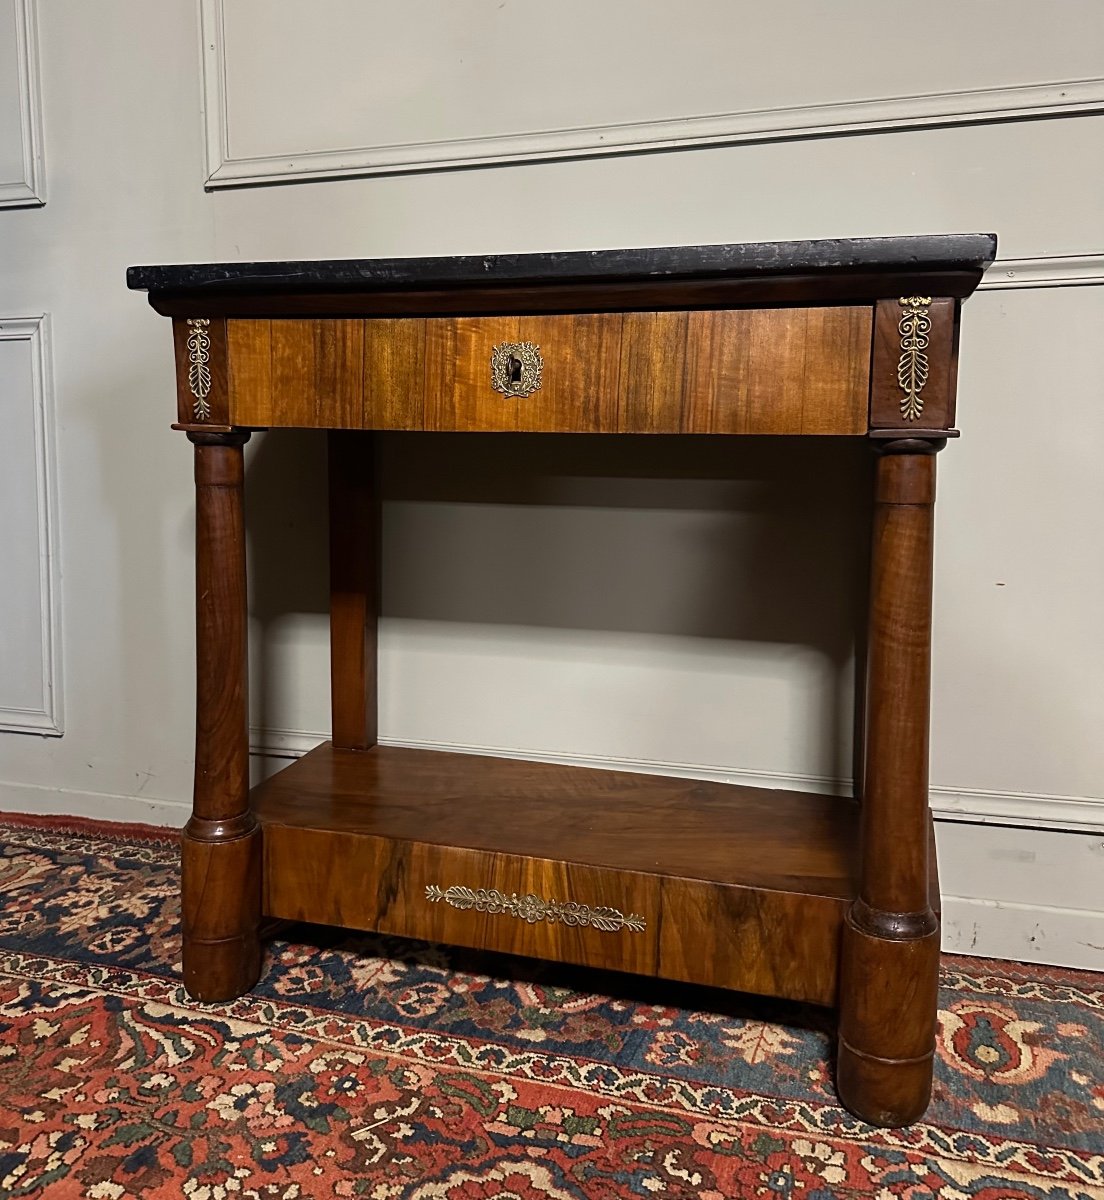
421;316;516;431
837;445;942;1127
224;308;871;434
253;742;860;1005
860;451;939;919
837;923;941;1126
363;318;427;429
328;432;378;750
425;313;622;432
182;432;262;1002
252;743;859;893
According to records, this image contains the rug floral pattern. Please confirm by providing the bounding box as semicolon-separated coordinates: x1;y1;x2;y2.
0;818;1101;1198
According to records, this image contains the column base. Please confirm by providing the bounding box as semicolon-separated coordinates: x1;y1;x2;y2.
180;825;262;1002
837;906;941;1127
837;1039;934;1128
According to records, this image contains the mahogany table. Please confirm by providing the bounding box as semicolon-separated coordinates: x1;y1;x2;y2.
129;235;996;1126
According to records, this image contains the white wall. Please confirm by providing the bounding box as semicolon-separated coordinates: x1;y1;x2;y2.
1;1;1102;968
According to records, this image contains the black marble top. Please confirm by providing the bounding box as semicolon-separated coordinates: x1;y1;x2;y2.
128;235;997;295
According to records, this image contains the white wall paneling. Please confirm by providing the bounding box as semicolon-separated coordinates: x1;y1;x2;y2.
0;0;45;205
0;316;62;734
980;255;1104;291
201;0;1104;189
203;114;1104;283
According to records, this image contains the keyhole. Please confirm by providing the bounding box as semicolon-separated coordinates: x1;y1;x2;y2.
507;354;523;385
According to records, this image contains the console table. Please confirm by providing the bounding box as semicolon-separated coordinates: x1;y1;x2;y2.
128;234;996;1127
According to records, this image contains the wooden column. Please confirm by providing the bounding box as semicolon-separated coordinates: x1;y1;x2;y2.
181;430;262;1001
328;431;378;750
838;439;943;1127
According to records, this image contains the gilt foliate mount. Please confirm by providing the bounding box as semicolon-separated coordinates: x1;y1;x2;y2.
185;318;213;421
896;296;932;422
425;883;646;933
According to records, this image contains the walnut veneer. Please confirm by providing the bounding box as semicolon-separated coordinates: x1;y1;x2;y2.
129;234;997;1128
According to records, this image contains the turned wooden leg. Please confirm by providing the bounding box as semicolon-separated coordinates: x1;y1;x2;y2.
838;441;942;1126
328;431;379;750
181;431;262;1001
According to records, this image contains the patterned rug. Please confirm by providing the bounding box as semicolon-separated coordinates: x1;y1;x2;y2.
0;814;1100;1199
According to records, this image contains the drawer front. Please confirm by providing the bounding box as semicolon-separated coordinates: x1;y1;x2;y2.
619;307;871;434
424;315;622;432
261;823;844;1003
226;307;871;434
263;825;659;977
227;318;424;430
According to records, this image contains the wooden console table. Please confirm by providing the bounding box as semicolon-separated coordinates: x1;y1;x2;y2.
129;235;996;1127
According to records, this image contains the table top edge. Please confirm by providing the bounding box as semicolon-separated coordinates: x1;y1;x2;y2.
127;233;998;297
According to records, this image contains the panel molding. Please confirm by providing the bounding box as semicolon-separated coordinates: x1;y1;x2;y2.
0;315;62;735
979;254;1104;290
0;0;45;207
249;727;1104;835
200;2;1104;189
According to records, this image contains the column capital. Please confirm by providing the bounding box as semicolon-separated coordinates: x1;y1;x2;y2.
870;434;948;455
185;428;251;448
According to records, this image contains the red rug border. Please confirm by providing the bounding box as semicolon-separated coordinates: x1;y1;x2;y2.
0;809;180;845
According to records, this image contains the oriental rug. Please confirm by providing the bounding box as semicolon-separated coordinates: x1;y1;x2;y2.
0;813;1101;1199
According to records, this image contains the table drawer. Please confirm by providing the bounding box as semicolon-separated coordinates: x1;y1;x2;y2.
262;824;659;978
260;819;844;1004
226;307;871;434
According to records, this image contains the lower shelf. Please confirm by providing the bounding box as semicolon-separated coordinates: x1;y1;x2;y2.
252;742;863;1005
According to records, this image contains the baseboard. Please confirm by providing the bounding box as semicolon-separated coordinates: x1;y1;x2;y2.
941;896;1104;972
0;778;190;828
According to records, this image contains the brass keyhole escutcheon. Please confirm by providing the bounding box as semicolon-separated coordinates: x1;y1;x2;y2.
491;341;543;398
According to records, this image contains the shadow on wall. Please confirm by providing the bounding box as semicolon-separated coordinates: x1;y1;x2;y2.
243;431;873;787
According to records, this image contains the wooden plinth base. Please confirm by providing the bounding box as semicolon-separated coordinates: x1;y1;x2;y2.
181;827;263;1002
252;741;864;1006
837;914;941;1126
